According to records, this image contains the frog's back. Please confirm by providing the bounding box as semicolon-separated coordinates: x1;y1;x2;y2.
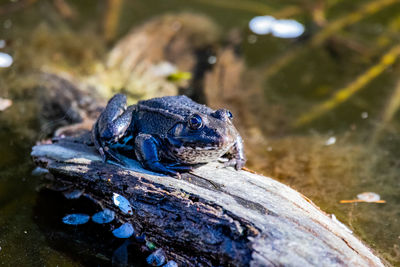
137;95;213;118
135;95;213;135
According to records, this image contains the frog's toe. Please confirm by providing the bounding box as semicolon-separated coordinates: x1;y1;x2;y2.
166;164;193;172
101;146;123;164
224;158;246;170
234;159;246;170
144;161;179;177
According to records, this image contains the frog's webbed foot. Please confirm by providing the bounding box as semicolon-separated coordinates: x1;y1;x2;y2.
165;163;193;172
224;157;246;170
98;146;123;164
223;136;246;170
92;94;134;163
134;133;185;177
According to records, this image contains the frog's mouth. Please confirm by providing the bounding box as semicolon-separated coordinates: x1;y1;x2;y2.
170;142;234;164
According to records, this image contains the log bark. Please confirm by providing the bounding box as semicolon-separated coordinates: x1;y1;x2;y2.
31;133;384;267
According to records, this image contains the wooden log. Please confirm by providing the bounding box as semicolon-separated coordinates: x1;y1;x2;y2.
31;133;384;266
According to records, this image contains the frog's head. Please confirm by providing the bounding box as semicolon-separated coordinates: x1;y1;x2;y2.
166;109;239;164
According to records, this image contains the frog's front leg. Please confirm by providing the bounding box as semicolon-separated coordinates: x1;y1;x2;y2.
134;134;191;176
92;94;135;162
224;135;246;170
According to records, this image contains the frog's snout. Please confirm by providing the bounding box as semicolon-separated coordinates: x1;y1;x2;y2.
216;128;236;148
220;133;234;146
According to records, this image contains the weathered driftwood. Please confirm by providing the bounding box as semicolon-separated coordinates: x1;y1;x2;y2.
31;133;384;267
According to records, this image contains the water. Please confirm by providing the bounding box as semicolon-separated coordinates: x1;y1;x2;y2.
0;0;400;265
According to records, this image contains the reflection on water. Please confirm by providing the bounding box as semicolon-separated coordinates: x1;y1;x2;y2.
0;0;400;266
249;16;305;38
0;40;6;49
0;52;12;68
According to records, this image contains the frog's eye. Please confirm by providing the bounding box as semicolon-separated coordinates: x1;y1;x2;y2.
189;114;203;130
212;109;233;121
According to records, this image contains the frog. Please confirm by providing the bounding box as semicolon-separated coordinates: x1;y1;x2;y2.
91;93;246;176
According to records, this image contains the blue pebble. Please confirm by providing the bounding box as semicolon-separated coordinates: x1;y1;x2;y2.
112;193;133;215
62;214;90;225
112;223;135;238
31;167;49;176
92;209;115;224
63;189;84;199
164;260;178;267
146;248;166;266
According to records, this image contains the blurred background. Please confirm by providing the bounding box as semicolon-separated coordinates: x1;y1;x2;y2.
0;0;399;265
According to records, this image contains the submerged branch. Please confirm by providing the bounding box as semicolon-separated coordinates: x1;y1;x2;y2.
311;0;398;47
371;77;400;144
103;0;124;42
264;0;398;77
381;79;400;124
294;45;400;127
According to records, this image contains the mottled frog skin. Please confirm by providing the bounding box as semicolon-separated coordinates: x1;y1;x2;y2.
92;94;246;176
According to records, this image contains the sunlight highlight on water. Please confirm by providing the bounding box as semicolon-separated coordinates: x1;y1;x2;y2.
0;52;13;68
249;16;304;38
